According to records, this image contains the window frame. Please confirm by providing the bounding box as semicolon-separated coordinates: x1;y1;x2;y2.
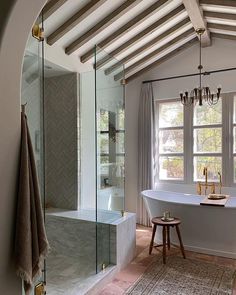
156;98;185;183
155;92;236;186
192;101;223;183
99;109;125;166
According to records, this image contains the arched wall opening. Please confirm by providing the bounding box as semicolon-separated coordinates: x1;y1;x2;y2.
0;1;46;294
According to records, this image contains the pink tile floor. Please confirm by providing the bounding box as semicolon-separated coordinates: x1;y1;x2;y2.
98;225;236;295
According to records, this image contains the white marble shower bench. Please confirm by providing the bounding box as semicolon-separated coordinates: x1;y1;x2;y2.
45;208;136;295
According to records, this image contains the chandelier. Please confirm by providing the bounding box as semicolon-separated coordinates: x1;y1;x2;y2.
180;28;221;106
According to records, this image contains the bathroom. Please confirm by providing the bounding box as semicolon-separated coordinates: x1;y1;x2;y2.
2;0;236;294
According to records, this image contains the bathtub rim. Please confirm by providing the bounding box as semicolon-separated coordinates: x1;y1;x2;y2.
141;189;236;209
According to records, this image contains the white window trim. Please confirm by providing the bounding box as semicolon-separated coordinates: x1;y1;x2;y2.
155;92;236;186
156;98;185;184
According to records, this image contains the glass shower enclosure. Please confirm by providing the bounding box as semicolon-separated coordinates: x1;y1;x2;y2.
21;14;125;292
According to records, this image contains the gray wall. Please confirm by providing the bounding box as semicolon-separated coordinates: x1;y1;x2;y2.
45;73;79;210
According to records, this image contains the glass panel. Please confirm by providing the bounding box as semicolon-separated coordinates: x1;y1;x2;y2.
159;156;184;180
234;96;236;123
116;132;125;153
117;109;125;130
44;63;88;290
100;133;109;153
159;102;183;128
101;155;109;164
100;109;109;131
159;129;183;153
194;99;222;126
95;46;125;272
194;128;222;153
234;157;236;182
194;156;222;181
234;127;236;153
21;15;44;294
80;70;96;211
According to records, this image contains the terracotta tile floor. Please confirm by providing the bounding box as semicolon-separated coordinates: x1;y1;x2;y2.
98;225;236;295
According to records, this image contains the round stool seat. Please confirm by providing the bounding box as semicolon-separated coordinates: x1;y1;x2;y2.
149;216;185;264
151;217;181;226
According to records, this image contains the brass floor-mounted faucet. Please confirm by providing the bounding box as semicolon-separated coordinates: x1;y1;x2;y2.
197;167;222;195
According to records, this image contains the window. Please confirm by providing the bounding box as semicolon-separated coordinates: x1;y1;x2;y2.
99;109;125;177
233;96;236;182
156;93;236;185
193;100;222;182
157;101;184;181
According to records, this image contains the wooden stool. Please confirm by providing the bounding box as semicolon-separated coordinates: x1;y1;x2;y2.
149;217;186;264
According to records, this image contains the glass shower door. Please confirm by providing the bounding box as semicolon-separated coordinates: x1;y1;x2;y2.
95;46;125;271
21;14;45;294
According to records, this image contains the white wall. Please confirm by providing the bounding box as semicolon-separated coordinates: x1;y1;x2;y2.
80;71;96;210
125;37;236;214
0;0;46;294
44;42;92;73
125;77;142;213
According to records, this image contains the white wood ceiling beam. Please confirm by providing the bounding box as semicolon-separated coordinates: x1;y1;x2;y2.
182;0;211;47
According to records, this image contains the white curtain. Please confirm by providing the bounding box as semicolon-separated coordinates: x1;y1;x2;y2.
137;83;156;226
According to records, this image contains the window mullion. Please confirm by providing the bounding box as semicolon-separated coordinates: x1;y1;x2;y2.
228;94;234;185
184;104;193;184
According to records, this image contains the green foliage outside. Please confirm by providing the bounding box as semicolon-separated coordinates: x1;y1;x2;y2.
159;100;223;181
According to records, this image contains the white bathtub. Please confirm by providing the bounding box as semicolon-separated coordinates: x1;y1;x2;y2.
142;190;236;258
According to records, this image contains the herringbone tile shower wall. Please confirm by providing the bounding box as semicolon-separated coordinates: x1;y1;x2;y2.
45;73;79;210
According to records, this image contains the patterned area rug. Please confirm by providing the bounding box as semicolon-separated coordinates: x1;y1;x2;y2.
126;256;236;295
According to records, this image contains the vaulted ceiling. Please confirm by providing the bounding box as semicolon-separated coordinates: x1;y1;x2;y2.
43;0;236;83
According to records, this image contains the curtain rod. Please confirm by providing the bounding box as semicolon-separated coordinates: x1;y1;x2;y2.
142;66;236;84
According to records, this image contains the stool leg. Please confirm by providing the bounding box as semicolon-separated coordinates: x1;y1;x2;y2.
167;226;170;250
162;226;166;264
175;224;186;259
149;224;157;255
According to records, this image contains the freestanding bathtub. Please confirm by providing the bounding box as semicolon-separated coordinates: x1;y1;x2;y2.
142;190;236;258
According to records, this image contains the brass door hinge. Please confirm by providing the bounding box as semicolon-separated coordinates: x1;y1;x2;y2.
32;24;44;41
35;282;46;295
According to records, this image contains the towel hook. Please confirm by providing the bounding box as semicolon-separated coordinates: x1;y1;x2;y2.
21;102;27;114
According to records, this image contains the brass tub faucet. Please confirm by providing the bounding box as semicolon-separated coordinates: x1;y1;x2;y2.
218;172;222;194
197;168;222;195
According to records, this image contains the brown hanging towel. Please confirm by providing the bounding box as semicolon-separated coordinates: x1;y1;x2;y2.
15;106;49;295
